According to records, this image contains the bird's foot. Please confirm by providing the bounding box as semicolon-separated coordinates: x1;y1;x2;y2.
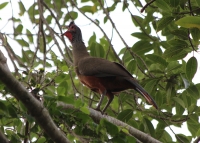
94;107;105;115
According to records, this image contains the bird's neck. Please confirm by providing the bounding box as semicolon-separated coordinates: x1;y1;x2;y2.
72;42;90;66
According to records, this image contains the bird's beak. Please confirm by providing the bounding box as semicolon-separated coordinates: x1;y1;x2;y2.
61;32;66;36
61;25;70;36
61;30;70;37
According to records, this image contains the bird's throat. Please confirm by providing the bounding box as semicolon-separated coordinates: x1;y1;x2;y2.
72;42;90;66
64;31;73;42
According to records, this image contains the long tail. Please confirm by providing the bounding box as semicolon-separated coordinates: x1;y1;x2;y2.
127;78;158;109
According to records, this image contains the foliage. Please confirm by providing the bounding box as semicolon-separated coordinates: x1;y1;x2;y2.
0;0;200;142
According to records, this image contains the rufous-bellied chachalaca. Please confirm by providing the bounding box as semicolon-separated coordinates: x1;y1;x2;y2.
62;21;158;113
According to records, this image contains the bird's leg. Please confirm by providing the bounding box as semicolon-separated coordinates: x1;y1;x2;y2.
95;90;106;112
102;92;114;113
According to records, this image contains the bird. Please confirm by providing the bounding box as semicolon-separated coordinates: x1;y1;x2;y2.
62;21;158;113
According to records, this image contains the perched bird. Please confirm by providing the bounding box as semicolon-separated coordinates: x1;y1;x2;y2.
62;21;158;113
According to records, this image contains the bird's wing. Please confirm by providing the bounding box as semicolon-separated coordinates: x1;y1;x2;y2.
77;57;132;77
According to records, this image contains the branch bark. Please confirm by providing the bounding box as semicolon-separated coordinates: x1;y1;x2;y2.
0;129;9;143
0;50;71;143
57;102;162;143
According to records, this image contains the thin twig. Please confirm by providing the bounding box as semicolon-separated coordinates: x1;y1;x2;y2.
188;29;196;52
38;0;72;66
99;0;155;78
188;0;194;16
140;0;156;13
41;0;72;62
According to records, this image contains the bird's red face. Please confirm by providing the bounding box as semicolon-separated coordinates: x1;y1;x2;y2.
62;21;77;43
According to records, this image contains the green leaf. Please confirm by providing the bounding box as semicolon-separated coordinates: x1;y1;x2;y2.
144;118;155;137
181;74;190;88
131;15;144;27
89;42;105;58
131;32;152;40
175;16;200;29
131;32;146;39
13;17;21;22
0;2;8;10
80;5;97;14
196;0;200;6
166;85;172;104
18;1;26;16
108;2;117;12
166;61;182;72
8;105;18;118
187;114;200;136
170;29;188;40
168;39;188;47
176;134;191;143
117;109;133;122
146;54;168;67
144;79;158;94
57;86;66;96
186;85;199;99
163;46;188;60
132;41;153;55
74;98;84;108
57;96;74;104
190;28;200;42
36;137;46;143
27;3;39;23
127;135;137;143
64;11;78;23
74;112;91;125
155;0;171;11
61;65;68;72
80;106;90;115
81;0;90;2
127;60;136;74
186;57;198;81
55;73;68;83
16;39;29;47
46;15;52;23
157;16;174;31
88;32;96;46
173;97;185;108
15;24;23;34
104;16;108;23
169;0;180;7
57;81;68;96
0;101;8;115
196;128;200;137
26;29;33;43
100;119;119;136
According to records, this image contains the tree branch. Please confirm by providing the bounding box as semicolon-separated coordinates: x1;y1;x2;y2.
194;136;200;143
57;102;162;143
38;0;72;66
0;50;71;143
0;129;9;143
140;0;156;13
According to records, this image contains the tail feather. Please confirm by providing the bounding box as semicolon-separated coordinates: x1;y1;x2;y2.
127;78;158;109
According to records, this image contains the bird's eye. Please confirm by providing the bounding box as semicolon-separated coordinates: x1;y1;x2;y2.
71;25;74;29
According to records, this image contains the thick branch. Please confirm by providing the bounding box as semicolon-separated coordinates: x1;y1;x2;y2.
0;130;9;143
194;136;200;143
0;50;71;143
57;102;162;143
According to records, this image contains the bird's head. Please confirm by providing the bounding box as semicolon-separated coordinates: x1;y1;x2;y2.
62;21;83;43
